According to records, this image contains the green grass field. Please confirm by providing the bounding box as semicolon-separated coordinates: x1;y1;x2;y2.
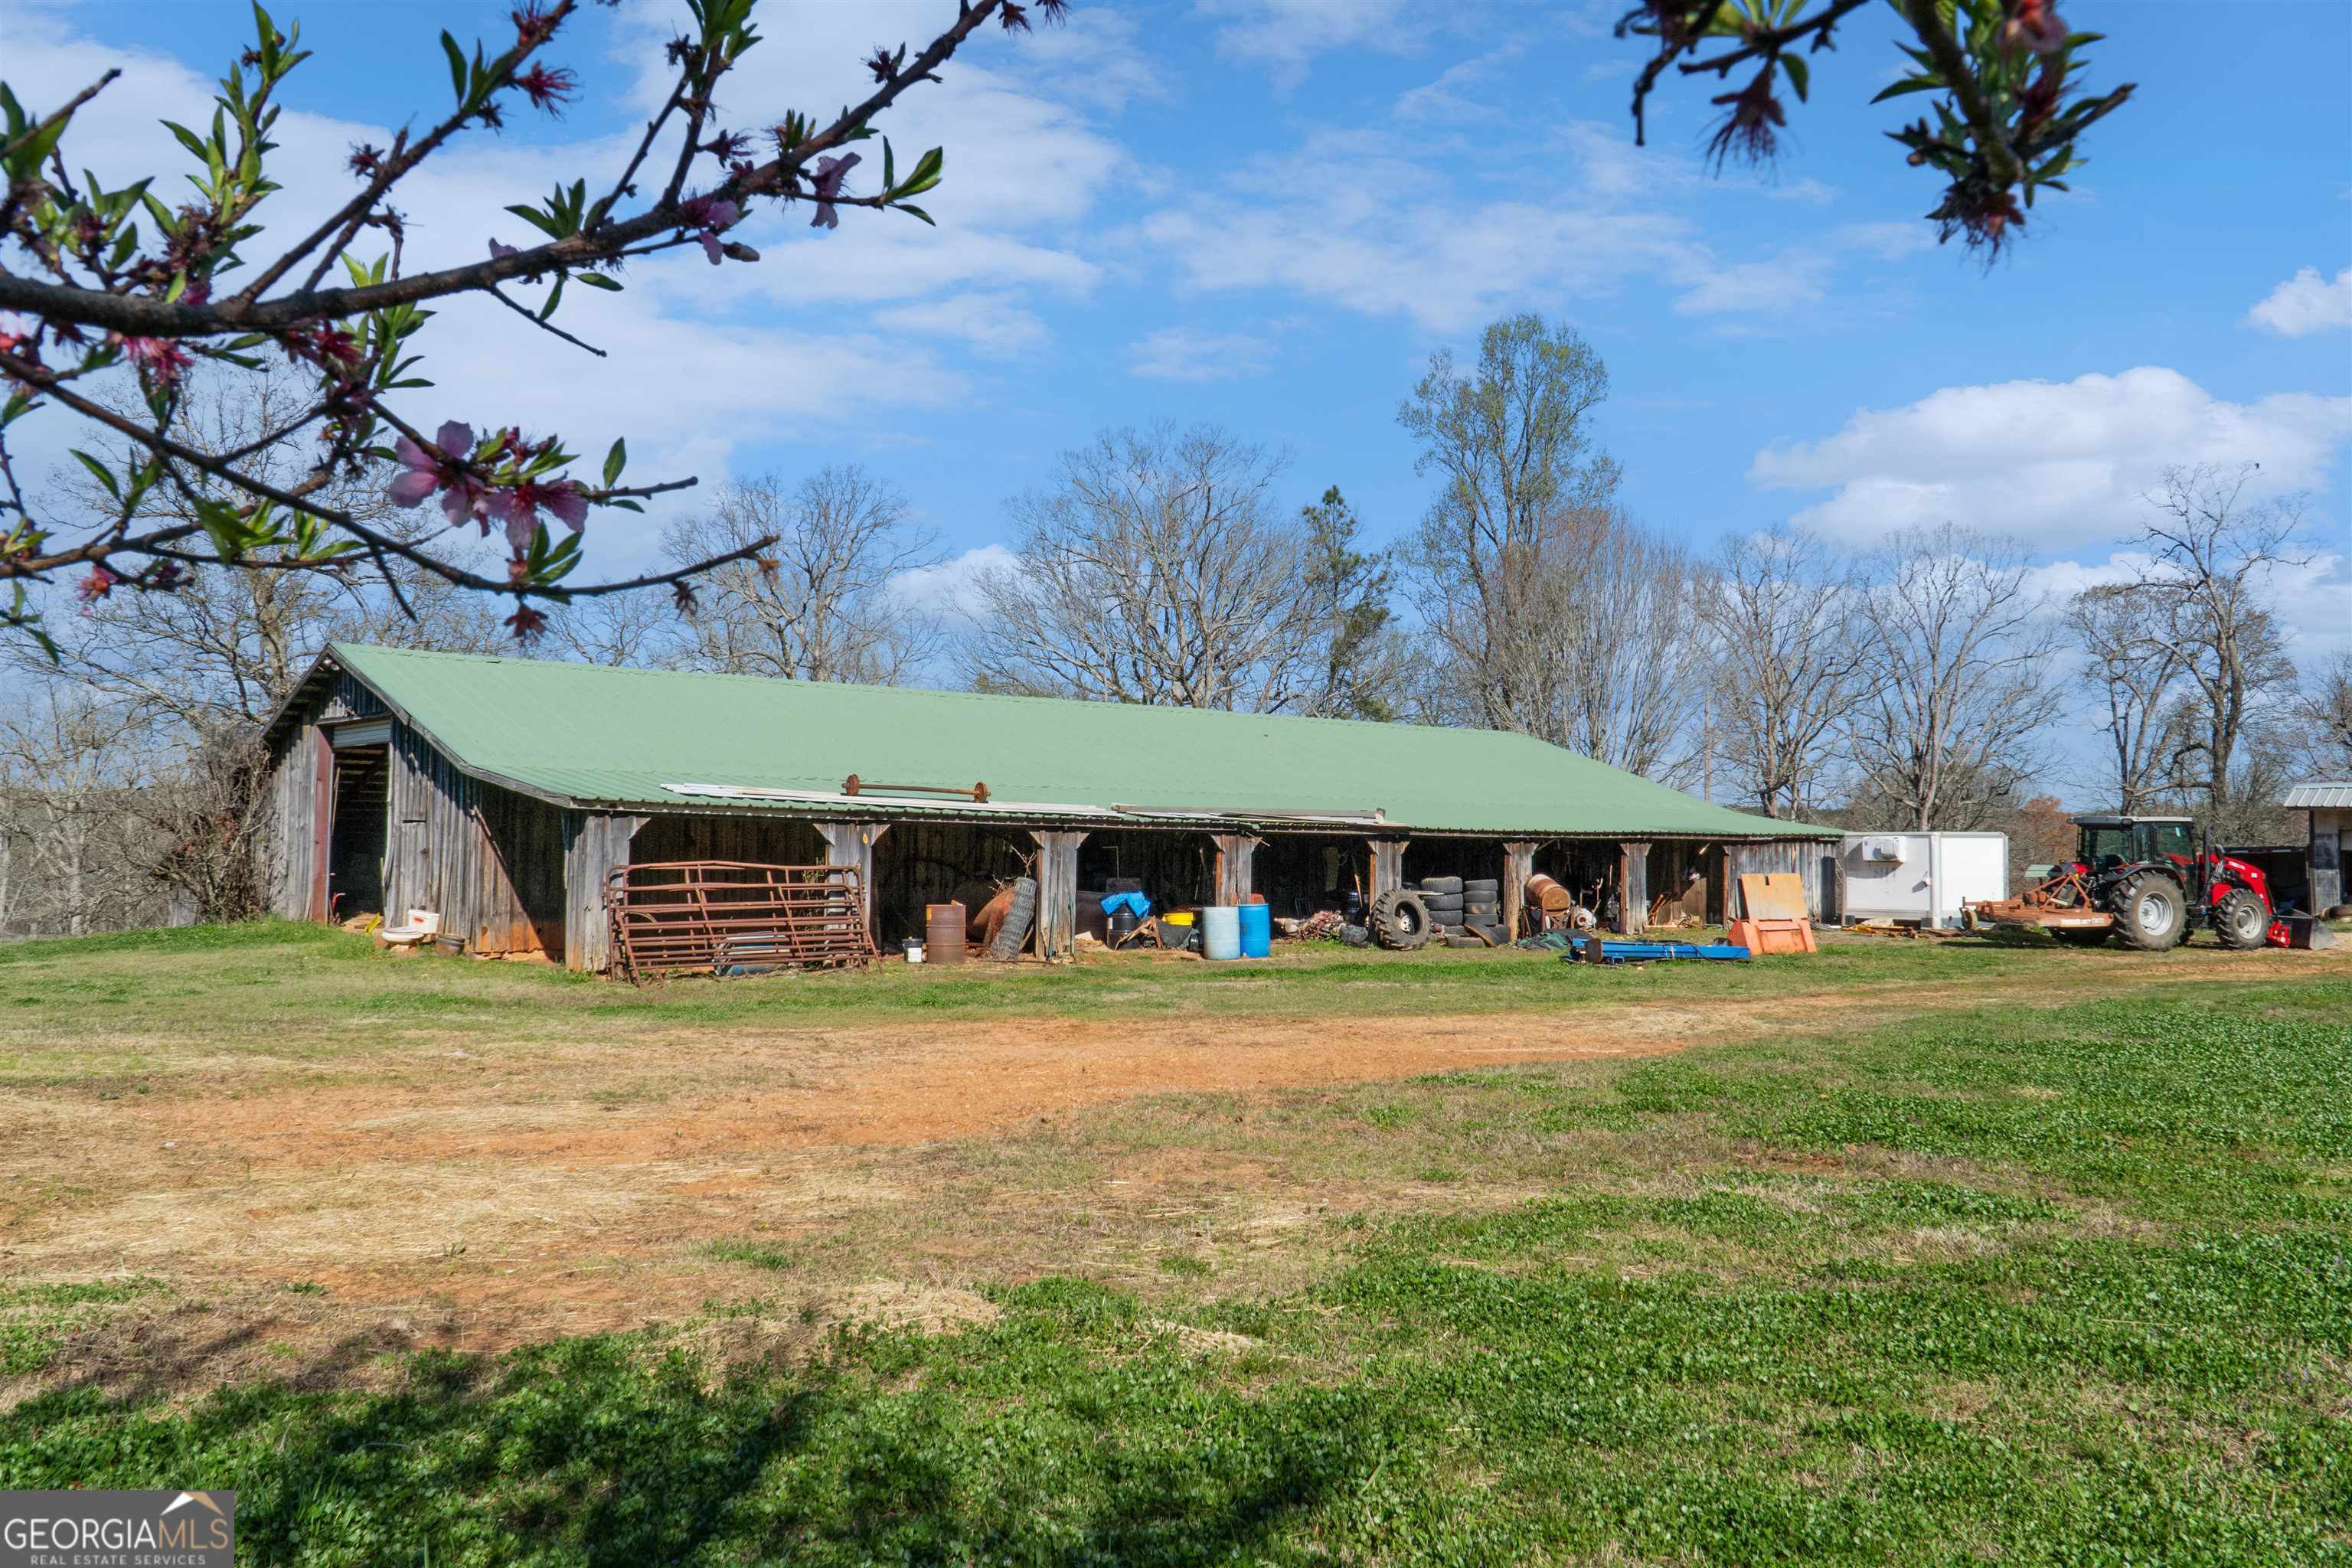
2;926;2348;1564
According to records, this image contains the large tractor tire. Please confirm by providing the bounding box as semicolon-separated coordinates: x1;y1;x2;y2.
2111;873;2187;952
2212;887;2270;950
2052;927;2112;948
1369;889;1434;951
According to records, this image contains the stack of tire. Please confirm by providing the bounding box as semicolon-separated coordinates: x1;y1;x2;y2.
1459;879;1504;946
1408;877;1507;949
1416;877;1464;939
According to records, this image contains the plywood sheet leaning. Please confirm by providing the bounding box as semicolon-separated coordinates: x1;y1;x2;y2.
1730;871;1817;955
1738;872;1808;923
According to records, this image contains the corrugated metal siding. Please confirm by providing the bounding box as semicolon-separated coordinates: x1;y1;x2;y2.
2284;783;2352;809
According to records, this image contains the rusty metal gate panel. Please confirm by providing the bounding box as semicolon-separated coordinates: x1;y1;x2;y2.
605;860;877;982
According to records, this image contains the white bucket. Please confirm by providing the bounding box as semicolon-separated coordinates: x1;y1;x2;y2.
903;940;926;965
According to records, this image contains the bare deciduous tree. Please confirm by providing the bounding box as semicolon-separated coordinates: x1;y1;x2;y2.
965;425;1341;713
1396;314;1624;741
666;467;940;686
2066;583;2187;812
550;590;687;671
2292;653;2352;778
2131;463;2308;835
1846;523;2060;831
0;691;162;937
1697;527;1874;818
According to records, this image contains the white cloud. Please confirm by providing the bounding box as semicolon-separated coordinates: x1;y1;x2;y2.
1125;327;1274;382
1749;367;2352;549
874;292;1048;356
1674;224;1926;317
1137;122;1910;335
889;544;1018;626
1195;0;1419;90
1396;44;1524;122
2246;266;2352;337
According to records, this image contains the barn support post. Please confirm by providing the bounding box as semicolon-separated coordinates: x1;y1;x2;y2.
2308;809;2341;914
1210;832;1263;906
306;726;334;922
815;820;890;936
1616;841;1651;936
1368;839;1408;898
1501;841;1537;937
563;812;644;972
1029;829;1089;960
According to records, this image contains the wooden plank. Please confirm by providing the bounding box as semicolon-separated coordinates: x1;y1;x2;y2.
306;726;334;922
1501;841;1537;939
563;812;643;971
1369;840;1407;899
1210;832;1262;906
1616;841;1651;936
1029;829;1089;960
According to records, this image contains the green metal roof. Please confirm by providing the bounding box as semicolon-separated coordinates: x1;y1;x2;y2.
314;643;1835;841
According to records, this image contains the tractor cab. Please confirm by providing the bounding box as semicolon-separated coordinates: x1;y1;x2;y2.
2072;814;2195;875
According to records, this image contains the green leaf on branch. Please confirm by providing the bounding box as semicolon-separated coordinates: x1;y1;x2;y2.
70;450;120;502
1779;54;1809;103
442;31;469;105
603;438;627;488
888;145;943;201
575;273;622;292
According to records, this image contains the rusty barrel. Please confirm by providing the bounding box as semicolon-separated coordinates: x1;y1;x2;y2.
926;901;968;963
1524;873;1574;913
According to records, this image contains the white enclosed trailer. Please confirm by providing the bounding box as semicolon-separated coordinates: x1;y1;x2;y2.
1838;831;2008;928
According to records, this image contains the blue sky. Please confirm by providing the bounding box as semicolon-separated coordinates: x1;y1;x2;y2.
10;0;2351;794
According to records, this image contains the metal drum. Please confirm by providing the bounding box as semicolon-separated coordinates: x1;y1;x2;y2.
925;901;968;964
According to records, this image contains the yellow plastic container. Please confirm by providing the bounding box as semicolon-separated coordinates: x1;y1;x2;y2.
1162;911;1195;927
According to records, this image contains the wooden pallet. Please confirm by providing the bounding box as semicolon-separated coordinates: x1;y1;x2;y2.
605;860;877;982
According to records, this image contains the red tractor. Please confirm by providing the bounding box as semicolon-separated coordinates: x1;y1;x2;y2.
1968;813;2279;952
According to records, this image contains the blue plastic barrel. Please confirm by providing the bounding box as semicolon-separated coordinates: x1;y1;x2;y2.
1237;902;1271;959
1200;905;1241;960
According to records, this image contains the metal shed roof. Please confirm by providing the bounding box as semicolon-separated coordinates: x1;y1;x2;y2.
2283;782;2352;810
305;643;1838;841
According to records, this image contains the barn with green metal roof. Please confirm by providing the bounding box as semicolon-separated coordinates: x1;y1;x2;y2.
262;643;1837;969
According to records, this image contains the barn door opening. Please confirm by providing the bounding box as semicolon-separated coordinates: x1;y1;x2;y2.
326;743;390;923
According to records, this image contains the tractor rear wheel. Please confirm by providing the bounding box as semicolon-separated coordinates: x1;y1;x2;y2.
2212;887;2269;950
2111;873;2187;952
2052;927;2112;947
1369;889;1433;951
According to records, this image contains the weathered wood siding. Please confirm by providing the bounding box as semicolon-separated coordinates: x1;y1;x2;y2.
383;722;565;955
562;811;645;972
1725;839;1839;922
